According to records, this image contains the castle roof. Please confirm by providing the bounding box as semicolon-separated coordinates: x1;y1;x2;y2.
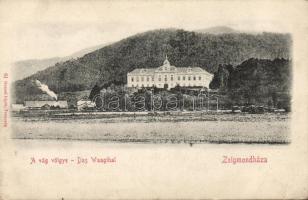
128;66;212;75
128;56;213;76
128;68;156;75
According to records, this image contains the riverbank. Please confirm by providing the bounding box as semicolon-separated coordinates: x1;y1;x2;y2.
11;113;291;144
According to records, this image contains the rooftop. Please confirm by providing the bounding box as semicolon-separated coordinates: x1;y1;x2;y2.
128;56;212;76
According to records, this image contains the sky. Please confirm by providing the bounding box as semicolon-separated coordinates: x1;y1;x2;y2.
0;0;302;62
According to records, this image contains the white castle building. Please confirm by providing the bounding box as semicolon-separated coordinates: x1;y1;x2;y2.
127;56;214;89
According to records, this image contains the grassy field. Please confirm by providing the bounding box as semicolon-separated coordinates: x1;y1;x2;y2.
11;113;290;144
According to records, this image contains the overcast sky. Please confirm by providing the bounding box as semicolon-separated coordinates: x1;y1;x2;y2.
0;1;301;62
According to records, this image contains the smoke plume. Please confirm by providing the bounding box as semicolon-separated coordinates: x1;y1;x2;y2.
35;80;58;100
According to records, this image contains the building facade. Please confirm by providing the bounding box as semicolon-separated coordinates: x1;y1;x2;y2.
127;56;214;89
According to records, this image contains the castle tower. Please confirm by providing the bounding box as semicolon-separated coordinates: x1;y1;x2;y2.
163;55;170;66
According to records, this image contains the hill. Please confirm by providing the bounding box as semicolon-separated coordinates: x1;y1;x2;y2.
12;43;108;81
13;28;291;103
12;57;67;81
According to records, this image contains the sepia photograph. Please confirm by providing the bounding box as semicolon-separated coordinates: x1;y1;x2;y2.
11;16;291;145
1;0;308;199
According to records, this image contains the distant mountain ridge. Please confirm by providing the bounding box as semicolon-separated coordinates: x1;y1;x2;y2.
11;26;264;81
11;26;263;81
195;26;238;34
13;28;291;103
12;43;108;81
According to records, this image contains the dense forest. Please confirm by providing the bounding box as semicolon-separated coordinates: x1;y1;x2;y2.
210;58;291;110
13;28;291;103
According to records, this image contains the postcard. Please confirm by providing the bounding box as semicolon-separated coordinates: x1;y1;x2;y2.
1;0;308;199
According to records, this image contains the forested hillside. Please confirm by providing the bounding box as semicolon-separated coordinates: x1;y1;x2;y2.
12;43;108;81
210;58;291;110
13;28;291;102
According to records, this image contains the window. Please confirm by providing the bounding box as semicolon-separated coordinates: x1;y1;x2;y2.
164;75;167;81
136;77;139;82
188;76;191;81
141;77;144;82
146;76;149;82
199;76;202;80
171;75;173;81
193;76;196;81
131;77;134;82
152;77;154;81
178;76;180;81
183;76;185;81
132;84;134;87
158;75;161;81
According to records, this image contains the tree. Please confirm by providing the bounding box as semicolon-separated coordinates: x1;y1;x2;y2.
89;84;101;101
